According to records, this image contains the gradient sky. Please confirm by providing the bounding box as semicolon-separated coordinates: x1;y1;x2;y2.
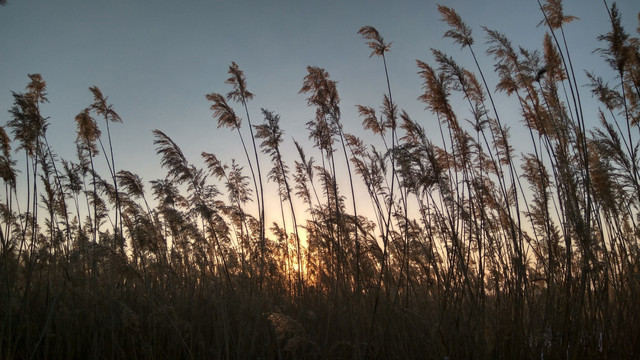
1;0;638;220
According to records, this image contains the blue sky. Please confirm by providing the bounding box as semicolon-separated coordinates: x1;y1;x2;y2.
1;0;638;218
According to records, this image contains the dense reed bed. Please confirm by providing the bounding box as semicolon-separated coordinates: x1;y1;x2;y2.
1;1;639;358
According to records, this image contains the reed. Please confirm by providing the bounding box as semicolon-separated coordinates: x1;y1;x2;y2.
1;1;639;358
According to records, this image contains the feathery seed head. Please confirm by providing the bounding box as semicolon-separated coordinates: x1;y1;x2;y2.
89;86;122;123
358;26;391;57
542;32;565;82
300;66;341;121
255;108;284;153
0;126;16;186
538;0;578;29
417;60;453;117
152;129;193;184
0;126;10;158
26;73;48;103
206;92;241;129
358;105;385;136
117;170;145;198
202;152;227;179
75;109;101;154
438;5;474;48
596;2;631;75
226;61;254;103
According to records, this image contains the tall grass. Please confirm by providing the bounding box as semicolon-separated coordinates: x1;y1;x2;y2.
1;1;639;358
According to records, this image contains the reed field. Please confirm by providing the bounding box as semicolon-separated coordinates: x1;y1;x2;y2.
1;1;639;358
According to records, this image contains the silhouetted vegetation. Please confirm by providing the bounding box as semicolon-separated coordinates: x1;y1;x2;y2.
1;1;639;358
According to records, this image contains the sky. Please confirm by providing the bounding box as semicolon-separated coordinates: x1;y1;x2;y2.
1;0;638;225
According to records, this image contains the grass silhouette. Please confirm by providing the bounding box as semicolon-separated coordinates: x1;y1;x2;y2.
1;1;639;358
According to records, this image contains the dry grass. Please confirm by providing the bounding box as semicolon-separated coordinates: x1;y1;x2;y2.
1;1;640;358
